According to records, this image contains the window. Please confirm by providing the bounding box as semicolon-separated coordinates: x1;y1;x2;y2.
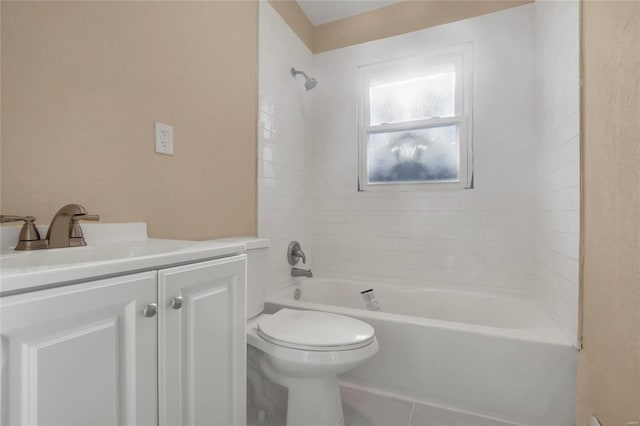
358;44;473;191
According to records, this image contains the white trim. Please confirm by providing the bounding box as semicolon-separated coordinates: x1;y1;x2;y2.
366;116;462;134
358;44;473;191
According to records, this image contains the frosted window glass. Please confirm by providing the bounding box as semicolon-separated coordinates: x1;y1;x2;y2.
368;125;458;183
369;65;456;125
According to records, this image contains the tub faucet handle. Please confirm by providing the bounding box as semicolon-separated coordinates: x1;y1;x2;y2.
293;249;306;263
287;241;307;265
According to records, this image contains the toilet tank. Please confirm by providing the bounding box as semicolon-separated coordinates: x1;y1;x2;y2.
213;237;270;319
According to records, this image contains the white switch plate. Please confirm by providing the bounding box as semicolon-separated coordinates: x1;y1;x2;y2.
155;122;174;155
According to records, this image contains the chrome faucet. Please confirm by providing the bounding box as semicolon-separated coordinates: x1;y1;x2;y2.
287;241;312;278
1;204;99;250
291;268;313;278
46;204;100;248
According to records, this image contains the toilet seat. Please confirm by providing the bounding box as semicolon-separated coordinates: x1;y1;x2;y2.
256;309;375;352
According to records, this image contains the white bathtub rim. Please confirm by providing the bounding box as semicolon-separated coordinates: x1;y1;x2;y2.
266;286;573;347
309;274;538;297
296;277;538;304
268;296;570;346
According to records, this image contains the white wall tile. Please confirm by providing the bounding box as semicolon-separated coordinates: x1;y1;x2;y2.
481;241;536;258
534;0;580;344
258;2;314;295
310;5;538;296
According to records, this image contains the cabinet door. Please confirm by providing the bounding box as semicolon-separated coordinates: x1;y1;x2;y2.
0;272;158;426
159;255;246;426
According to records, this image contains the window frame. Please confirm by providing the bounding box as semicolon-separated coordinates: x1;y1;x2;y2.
357;44;473;191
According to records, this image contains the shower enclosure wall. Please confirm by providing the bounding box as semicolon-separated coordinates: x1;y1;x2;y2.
257;0;580;422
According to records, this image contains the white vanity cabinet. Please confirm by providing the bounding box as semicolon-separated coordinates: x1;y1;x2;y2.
0;254;246;426
1;271;159;426
158;256;246;426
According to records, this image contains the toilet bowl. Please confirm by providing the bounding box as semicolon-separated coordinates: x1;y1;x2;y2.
248;309;378;426
214;237;379;426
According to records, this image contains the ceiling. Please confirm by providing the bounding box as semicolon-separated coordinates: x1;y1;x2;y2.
296;0;402;26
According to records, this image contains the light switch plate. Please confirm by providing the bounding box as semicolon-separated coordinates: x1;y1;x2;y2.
155;122;174;155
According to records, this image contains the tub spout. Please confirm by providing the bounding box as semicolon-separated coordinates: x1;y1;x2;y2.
291;268;313;278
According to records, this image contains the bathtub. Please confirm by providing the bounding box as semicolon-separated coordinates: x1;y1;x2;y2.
266;279;577;426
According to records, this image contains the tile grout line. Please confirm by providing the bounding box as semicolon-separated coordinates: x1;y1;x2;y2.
407;402;416;426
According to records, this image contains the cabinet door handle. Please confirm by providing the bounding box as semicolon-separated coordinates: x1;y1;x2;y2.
143;303;158;317
170;296;184;310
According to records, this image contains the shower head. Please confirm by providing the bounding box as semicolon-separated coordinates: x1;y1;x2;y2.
305;77;318;90
291;67;318;91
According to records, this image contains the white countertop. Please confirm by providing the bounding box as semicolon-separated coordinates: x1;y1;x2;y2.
0;223;246;296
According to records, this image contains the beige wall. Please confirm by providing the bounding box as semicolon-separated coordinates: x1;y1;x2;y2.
1;1;258;240
268;0;314;51
269;0;532;53
576;1;640;425
4;1;640;420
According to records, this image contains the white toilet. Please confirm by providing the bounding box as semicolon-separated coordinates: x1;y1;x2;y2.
224;238;379;426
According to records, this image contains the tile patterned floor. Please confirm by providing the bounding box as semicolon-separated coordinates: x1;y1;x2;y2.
341;385;413;426
341;385;516;426
408;403;515;426
248;383;519;426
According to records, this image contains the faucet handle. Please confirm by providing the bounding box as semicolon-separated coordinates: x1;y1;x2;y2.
287;241;307;265
1;215;36;224
70;214;100;239
0;215;41;242
72;214;100;222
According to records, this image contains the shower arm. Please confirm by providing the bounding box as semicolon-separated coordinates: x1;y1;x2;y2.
290;68;309;79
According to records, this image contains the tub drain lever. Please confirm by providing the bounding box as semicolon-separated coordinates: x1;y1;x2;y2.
361;289;380;311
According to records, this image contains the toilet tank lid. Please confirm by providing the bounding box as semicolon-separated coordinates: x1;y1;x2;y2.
212;237;270;250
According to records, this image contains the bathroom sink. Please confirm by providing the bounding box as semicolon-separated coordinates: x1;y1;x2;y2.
0;223;246;295
1;240;195;268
